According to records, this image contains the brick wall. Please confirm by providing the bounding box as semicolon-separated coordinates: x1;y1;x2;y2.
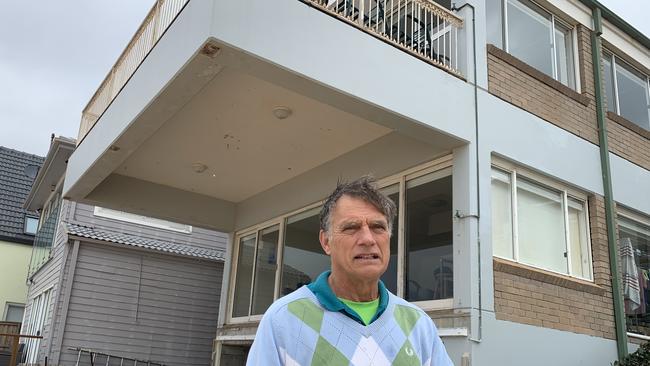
493;195;616;339
486;25;598;145
607;113;650;171
487;26;650;172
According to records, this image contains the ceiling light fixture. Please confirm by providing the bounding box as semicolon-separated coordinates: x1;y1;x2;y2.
272;106;292;120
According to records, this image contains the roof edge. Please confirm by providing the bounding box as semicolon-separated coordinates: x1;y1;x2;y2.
24;137;76;211
579;0;650;50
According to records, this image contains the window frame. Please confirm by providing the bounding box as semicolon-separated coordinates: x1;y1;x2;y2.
603;50;650;130
24;216;39;235
23;288;52;364
93;206;193;234
617;207;650;339
491;159;593;281
3;302;25;322
492;0;579;89
227;155;454;323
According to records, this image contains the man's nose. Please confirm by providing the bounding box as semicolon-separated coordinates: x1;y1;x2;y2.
357;224;377;245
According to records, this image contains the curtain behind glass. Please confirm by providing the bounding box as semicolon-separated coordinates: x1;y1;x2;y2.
516;178;567;274
491;169;514;259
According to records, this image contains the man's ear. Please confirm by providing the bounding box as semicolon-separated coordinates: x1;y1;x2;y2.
319;229;331;255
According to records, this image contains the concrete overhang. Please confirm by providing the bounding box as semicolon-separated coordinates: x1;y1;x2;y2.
24;136;75;212
64;0;473;231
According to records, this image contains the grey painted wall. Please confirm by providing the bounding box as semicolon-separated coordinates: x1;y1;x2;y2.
58;243;223;366
22;199;228;365
72;202;228;252
475;313;619;365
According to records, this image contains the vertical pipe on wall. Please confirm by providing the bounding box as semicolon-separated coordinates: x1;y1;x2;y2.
589;6;628;360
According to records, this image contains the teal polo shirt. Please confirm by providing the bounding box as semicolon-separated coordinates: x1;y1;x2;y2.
307;270;389;326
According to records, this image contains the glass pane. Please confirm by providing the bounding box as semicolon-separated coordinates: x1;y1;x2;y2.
24;217;39;235
507;0;553;77
517;178;567;273
568;198;591;279
232;234;256;318
380;184;399;295
616;61;650;130
5;305;24;322
603;56;616;112
619;216;650;336
251;226;279;315
554;23;575;88
486;0;503;48
491;169;514;259
405;173;453;302
281;207;329;296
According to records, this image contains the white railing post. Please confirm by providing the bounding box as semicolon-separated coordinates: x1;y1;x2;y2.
76;0;189;145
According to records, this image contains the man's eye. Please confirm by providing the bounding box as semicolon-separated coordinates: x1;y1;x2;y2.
341;224;359;233
371;224;387;233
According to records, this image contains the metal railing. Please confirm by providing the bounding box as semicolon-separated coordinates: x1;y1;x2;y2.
69;347;165;366
77;0;189;144
304;0;463;75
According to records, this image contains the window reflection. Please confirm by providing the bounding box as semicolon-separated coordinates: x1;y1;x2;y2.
405;174;453;301
252;226;279;315
232;234;255;318
380;185;399;295
281;208;329;296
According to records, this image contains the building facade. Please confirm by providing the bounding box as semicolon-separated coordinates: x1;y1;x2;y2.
61;0;650;364
0;146;43;325
20;137;228;366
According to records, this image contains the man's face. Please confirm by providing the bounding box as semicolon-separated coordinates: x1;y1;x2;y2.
319;195;391;284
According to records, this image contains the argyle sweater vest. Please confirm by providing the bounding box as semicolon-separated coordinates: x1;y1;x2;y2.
247;286;453;365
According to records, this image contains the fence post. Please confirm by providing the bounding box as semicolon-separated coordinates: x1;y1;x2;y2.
9;336;19;366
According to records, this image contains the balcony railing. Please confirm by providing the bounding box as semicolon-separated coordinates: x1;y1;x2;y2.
77;0;189;144
303;0;463;75
27;195;61;277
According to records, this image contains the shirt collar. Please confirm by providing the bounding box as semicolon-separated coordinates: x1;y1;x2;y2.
307;270;389;325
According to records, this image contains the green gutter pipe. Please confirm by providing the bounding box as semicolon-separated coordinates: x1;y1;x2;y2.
589;6;628;360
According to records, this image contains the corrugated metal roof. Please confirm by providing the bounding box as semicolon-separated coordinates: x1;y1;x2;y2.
65;223;225;261
0;146;44;244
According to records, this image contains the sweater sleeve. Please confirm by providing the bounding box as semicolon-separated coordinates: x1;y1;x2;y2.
429;318;454;366
246;311;284;365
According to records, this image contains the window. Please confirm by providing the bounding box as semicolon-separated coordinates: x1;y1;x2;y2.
94;207;192;233
491;164;592;280
23;290;51;364
603;52;650;131
3;303;25;322
486;0;576;89
29;193;62;276
24;217;39;235
228;158;454;321
619;210;650;337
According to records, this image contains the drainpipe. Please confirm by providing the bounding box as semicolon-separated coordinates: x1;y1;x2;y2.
451;1;482;343
589;6;628;360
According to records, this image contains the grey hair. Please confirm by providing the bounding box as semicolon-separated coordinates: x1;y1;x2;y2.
319;175;397;237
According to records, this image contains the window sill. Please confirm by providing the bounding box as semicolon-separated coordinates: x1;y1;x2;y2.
493;257;605;296
487;44;590;107
607;111;650;140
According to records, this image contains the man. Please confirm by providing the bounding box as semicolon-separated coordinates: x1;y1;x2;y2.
247;176;453;365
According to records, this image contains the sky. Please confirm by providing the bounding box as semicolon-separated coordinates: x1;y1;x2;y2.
0;0;649;157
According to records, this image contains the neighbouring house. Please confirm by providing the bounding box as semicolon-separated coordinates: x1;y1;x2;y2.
0;146;43;360
61;0;650;365
19;136;228;366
